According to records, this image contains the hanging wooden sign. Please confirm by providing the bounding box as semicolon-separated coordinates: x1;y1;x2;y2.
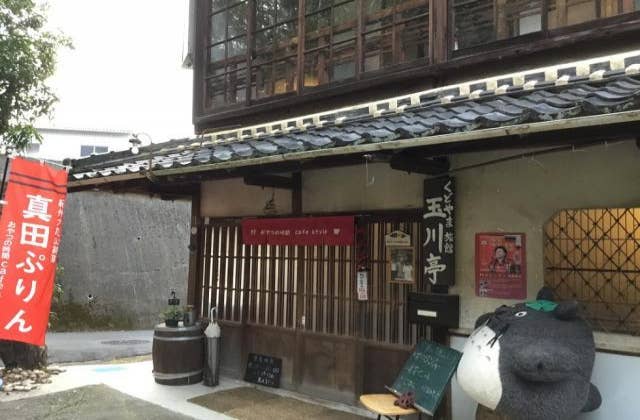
385;230;411;247
423;177;455;286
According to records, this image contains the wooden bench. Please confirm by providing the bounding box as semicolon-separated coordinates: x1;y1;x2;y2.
359;394;422;420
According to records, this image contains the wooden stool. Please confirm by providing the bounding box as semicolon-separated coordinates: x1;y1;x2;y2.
359;394;422;420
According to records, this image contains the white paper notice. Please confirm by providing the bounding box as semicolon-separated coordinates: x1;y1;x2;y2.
357;271;368;301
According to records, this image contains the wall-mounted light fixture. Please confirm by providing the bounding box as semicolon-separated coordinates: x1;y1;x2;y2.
128;134;142;155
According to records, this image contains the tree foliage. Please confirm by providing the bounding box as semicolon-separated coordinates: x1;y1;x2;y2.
0;0;69;150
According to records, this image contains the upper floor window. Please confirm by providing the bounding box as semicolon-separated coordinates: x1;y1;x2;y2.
26;142;41;154
207;0;249;108
453;0;640;51
253;0;299;99
204;0;429;109
80;145;108;157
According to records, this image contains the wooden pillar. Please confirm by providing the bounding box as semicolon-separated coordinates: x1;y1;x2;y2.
494;0;509;40
186;188;202;310
292;172;302;215
429;0;449;64
555;0;568;27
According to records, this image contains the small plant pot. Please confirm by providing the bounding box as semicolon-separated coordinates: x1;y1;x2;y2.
165;319;179;328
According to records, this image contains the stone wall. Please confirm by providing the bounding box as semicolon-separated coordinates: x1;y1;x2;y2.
56;191;190;330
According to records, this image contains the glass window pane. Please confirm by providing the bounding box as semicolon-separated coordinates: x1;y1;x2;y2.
333;1;356;27
226;70;247;104
253;65;274;99
256;0;275;29
399;17;428;64
305;10;331;50
254;28;273;63
331;40;355;81
277;0;299;22
274;58;297;94
275;21;298;58
546;0;637;29
207;76;226;107
228;36;247;58
304;48;330;87
364;28;392;72
211;12;226;43
307;0;331;13
80;145;93;157
210;44;225;63
227;3;247;38
211;0;227;12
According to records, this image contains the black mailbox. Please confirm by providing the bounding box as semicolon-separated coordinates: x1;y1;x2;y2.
407;292;459;329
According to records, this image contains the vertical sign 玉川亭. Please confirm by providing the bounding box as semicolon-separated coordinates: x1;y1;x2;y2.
423;177;455;286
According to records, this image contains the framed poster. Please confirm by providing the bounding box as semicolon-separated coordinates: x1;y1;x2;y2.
475;233;526;299
388;246;415;284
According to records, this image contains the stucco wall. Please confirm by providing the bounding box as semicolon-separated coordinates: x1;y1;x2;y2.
201;178;292;217
58;191;190;329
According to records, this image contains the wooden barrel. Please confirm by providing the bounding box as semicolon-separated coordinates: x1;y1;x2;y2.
152;322;204;385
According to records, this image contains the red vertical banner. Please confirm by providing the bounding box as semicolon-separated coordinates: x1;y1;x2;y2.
0;158;68;346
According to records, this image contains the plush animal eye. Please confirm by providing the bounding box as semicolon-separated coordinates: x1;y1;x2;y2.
515;311;527;318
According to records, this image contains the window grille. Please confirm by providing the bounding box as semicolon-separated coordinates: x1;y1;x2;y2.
544;208;640;335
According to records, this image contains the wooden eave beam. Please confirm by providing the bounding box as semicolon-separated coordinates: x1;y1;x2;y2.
243;174;296;189
389;153;450;175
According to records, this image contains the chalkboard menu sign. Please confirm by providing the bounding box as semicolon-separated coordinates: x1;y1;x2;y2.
387;340;461;415
244;353;282;388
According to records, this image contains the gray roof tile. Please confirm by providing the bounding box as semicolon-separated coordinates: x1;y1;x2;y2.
68;73;640;181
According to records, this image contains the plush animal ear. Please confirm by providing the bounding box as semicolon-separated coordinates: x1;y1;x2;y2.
474;312;493;329
553;300;579;320
536;287;555;302
581;383;602;412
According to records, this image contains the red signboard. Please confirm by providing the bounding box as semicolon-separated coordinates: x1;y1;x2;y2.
475;233;526;299
0;158;68;346
242;216;355;246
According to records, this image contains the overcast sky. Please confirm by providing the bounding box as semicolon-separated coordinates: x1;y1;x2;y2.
40;0;194;143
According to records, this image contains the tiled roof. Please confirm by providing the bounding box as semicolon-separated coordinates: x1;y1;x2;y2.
68;51;640;184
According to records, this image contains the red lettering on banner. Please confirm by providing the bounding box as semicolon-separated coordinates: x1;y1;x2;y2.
0;158;68;346
241;216;354;246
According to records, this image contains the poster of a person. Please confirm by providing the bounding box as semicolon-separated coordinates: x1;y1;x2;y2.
389;247;415;283
475;233;526;299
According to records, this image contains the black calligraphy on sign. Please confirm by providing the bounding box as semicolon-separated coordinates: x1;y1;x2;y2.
244;353;282;388
423;177;455;286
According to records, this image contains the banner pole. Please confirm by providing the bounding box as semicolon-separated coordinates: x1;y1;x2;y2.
0;155;10;204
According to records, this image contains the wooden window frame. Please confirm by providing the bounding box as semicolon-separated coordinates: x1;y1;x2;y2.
193;0;640;128
449;0;640;57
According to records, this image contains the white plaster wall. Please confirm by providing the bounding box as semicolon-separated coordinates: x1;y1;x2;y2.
201;178;292;217
302;163;424;213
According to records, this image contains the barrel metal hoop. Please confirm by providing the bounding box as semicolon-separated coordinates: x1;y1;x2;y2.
153;335;204;342
153;369;203;380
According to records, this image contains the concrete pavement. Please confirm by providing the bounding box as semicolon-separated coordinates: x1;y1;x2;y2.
46;330;153;363
0;361;374;419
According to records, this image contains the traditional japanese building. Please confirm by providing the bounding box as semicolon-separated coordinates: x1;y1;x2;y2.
66;1;640;418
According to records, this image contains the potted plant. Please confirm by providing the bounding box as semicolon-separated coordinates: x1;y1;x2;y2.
162;306;183;327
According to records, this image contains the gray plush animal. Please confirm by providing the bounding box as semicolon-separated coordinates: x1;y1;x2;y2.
457;288;601;420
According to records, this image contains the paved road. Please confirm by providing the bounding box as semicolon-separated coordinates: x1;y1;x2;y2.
46;330;154;363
